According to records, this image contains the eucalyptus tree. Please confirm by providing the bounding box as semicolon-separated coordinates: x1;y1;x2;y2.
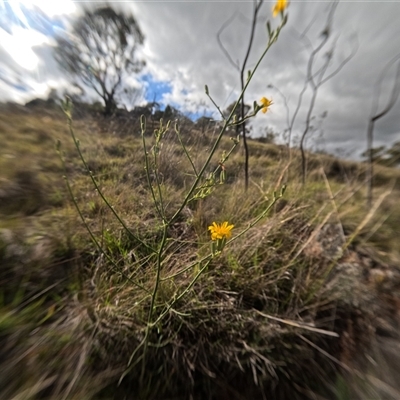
55;6;145;115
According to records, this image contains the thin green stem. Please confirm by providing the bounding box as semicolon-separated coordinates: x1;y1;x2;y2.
212;140;239;176
161;253;213;281
63;111;155;254
170;20;286;224
153;148;166;220
141;120;163;220
206;91;226;121
175;123;198;177
151;258;213;327
57;147;150;294
147;225;168;325
227;185;286;245
141;223;168;380
162;186;284;282
228;110;259;127
186;139;240;202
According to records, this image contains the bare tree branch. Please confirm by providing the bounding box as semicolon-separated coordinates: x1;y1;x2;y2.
297;1;356;184
366;53;400;207
217;12;241;72
217;0;264;190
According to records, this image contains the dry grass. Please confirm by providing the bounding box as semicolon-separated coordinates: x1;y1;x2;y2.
1;104;400;399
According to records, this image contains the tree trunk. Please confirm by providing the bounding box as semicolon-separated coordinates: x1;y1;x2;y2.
104;94;116;116
366;119;374;208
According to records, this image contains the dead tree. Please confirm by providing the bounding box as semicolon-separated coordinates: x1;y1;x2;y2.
366;53;400;207
217;0;264;190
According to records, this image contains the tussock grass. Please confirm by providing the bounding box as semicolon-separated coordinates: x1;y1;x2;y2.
1;104;400;399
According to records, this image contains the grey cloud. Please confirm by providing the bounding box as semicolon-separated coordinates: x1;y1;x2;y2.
1;0;400;159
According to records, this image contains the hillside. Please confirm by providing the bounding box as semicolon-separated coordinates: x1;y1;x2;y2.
1;102;400;399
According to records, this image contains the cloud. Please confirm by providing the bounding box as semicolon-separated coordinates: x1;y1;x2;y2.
1;0;400;158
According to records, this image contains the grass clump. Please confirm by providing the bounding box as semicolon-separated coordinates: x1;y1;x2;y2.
2;3;400;399
2;99;400;399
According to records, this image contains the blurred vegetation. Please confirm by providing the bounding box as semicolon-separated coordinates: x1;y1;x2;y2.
1;101;400;399
361;142;400;168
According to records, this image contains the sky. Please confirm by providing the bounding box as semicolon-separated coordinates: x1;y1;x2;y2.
1;0;400;159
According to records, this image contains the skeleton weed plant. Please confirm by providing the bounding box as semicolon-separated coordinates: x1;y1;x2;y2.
58;0;288;383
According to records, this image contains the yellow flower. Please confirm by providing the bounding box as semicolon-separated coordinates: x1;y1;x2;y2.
260;97;273;113
208;221;234;241
273;0;288;17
